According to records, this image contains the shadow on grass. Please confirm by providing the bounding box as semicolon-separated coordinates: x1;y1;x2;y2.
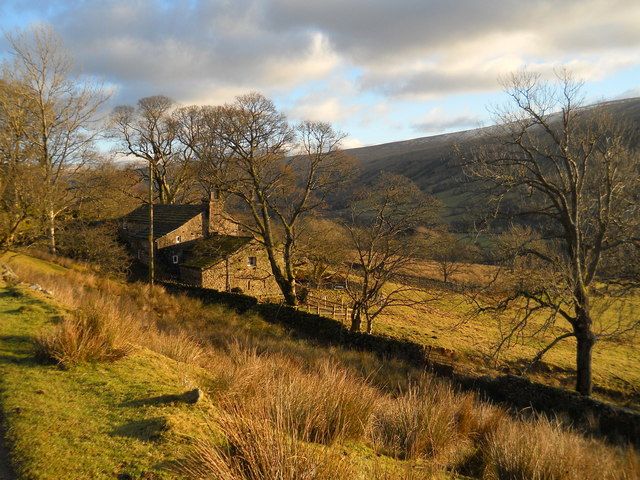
121;390;200;408
111;417;168;442
0;335;41;368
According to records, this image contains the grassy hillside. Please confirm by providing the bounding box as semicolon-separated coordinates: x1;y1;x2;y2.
344;97;640;224
309;260;640;408
0;286;210;479
0;252;638;479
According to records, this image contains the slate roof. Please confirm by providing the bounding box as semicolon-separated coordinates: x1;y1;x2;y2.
180;235;253;269
124;204;203;238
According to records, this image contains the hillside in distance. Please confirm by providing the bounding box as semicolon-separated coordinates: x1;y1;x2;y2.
344;97;640;228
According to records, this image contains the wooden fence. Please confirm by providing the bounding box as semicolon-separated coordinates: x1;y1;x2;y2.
300;292;352;325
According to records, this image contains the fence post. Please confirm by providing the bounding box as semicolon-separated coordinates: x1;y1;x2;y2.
332;305;336;318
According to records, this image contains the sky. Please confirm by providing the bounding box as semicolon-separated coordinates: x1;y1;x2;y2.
1;0;639;148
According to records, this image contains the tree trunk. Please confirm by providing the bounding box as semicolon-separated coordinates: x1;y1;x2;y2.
350;307;362;333
263;241;297;306
278;278;297;306
366;315;373;334
575;325;596;396
573;279;594;396
48;209;56;255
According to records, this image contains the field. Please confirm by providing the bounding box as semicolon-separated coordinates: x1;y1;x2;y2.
1;252;638;479
308;259;640;408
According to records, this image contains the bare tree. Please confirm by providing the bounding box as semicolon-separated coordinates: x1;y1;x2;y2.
187;93;352;305
109;96;196;205
343;173;441;333
174;104;231;200
4;25;107;253
464;70;640;395
297;216;350;288
424;230;478;284
0;78;41;249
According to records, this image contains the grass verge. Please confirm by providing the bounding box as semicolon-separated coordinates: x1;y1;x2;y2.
0;284;205;479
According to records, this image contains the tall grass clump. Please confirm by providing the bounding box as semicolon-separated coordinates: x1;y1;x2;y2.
145;329;205;365
258;360;379;444
479;416;640;480
209;345;379;445
34;303;135;367
179;406;355;480
368;378;461;465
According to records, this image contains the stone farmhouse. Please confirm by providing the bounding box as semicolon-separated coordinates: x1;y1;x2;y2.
119;195;281;300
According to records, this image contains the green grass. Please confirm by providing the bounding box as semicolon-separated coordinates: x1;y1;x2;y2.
0;251;67;276
0;252;635;479
0;284;208;479
0;255;467;480
312;274;640;408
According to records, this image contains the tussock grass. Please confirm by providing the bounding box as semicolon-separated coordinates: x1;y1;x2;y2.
369;378;462;464
479;416;639;480
35;303;135;367
203;344;379;445
6;252;640;480
179;405;355;480
253;359;378;444
145;329;205;365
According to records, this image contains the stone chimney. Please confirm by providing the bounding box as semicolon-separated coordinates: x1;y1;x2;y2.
203;190;237;236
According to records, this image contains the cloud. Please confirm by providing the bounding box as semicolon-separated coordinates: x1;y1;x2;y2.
412;107;482;134
340;137;364;149
3;0;640;106
22;0;342;105
267;0;640;98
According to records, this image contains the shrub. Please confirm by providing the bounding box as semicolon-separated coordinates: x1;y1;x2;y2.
57;221;132;277
179;406;354;480
35;304;134;367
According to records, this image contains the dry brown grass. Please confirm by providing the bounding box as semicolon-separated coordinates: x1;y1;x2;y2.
34;303;136;367
204;343;380;445
179;404;355;480
369;378;462;465
254;359;379;444
8;253;640;480
145;329;205;365
478;416;639;480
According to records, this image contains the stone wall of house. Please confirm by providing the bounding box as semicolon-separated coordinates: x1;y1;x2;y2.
156;214;205;250
179;266;203;286
126;237;149;262
200;242;281;300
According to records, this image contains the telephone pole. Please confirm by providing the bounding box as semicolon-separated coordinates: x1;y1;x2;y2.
148;159;155;287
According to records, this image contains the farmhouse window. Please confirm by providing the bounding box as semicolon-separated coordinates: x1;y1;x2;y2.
248;256;257;267
175;235;182;244
172;255;179;264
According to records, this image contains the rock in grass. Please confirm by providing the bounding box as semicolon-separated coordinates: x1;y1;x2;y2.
183;388;203;404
